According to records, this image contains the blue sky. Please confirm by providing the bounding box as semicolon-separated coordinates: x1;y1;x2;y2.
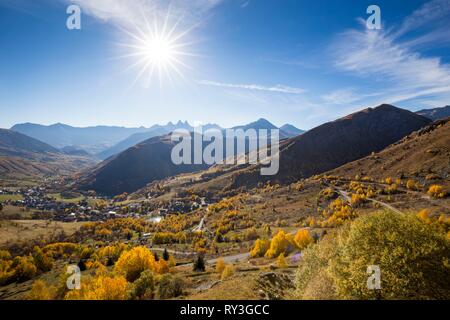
1;0;449;130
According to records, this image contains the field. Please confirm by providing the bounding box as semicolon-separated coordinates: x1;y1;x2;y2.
0;220;84;247
0;194;23;201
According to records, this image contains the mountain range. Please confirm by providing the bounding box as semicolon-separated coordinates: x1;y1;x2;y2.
3;105;448;195
74;104;433;196
227;104;433;188
416;105;450;121
11;120;304;161
0;129;95;179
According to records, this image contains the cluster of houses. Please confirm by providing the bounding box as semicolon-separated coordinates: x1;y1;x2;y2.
1;184;211;223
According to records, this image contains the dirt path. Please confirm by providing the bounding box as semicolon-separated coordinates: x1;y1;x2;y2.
335;187;405;214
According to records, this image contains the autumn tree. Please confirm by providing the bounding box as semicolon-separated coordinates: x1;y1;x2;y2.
12;256;37;282
265;230;294;259
294;229;313;250
65;275;129;300
276;253;288;268
250;239;270;258
32;246;53;273
193;255;206;272
115;246;156;282
215;258;226;274
406;179;419;191
221;265;235;280
27;280;56;300
162;248;170;261
428;185;447;199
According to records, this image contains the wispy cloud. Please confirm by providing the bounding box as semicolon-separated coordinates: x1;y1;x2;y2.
329;0;450;108
197;80;306;94
395;0;450;37
322;88;362;105
66;0;222;28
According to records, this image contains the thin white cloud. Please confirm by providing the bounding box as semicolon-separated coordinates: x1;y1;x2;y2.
331;27;450;107
322;88;362;105
396;0;450;37
66;0;222;28
197;80;306;94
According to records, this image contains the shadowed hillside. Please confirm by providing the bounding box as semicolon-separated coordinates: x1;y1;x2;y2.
75;134;209;196
229;104;432;188
329;117;450;186
0;129;97;179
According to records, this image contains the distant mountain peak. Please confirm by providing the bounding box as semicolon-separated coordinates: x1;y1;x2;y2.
280;124;305;137
416;105;450;121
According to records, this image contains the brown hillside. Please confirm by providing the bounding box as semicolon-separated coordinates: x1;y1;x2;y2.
228;104;432;188
75;134;209;196
0;129;96;180
328;117;450;186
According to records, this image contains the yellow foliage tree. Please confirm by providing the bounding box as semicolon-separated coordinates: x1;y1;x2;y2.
294;229;313;250
428;185;446;199
250;239;270;258
417;209;432;224
221;265;235;280
155;259;170;274
265;230;294;259
12;256;37;282
276;253;288;268
215;258;226;274
406;179;419;190
65;275;129;300
115;246;156;282
27;280;56;300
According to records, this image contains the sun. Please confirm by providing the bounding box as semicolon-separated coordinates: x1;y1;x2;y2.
117;10;194;88
143;36;174;65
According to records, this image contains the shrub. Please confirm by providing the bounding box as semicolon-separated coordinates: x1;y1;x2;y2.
32;247;53;273
0;250;11;260
129;270;155;300
115;246;156;282
0;259;15;286
428;185;447;199
276;253;288;268
215;258;226;274
221;265;235;280
296;211;450;300
12;256;37;282
350;194;366;207
416;209;432;224
27;280;56;300
156;274;184;299
295;229;341;300
406;179;419;191
155;259;169;274
243;227;258;241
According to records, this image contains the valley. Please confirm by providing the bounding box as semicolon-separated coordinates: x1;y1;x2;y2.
0;104;449;300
